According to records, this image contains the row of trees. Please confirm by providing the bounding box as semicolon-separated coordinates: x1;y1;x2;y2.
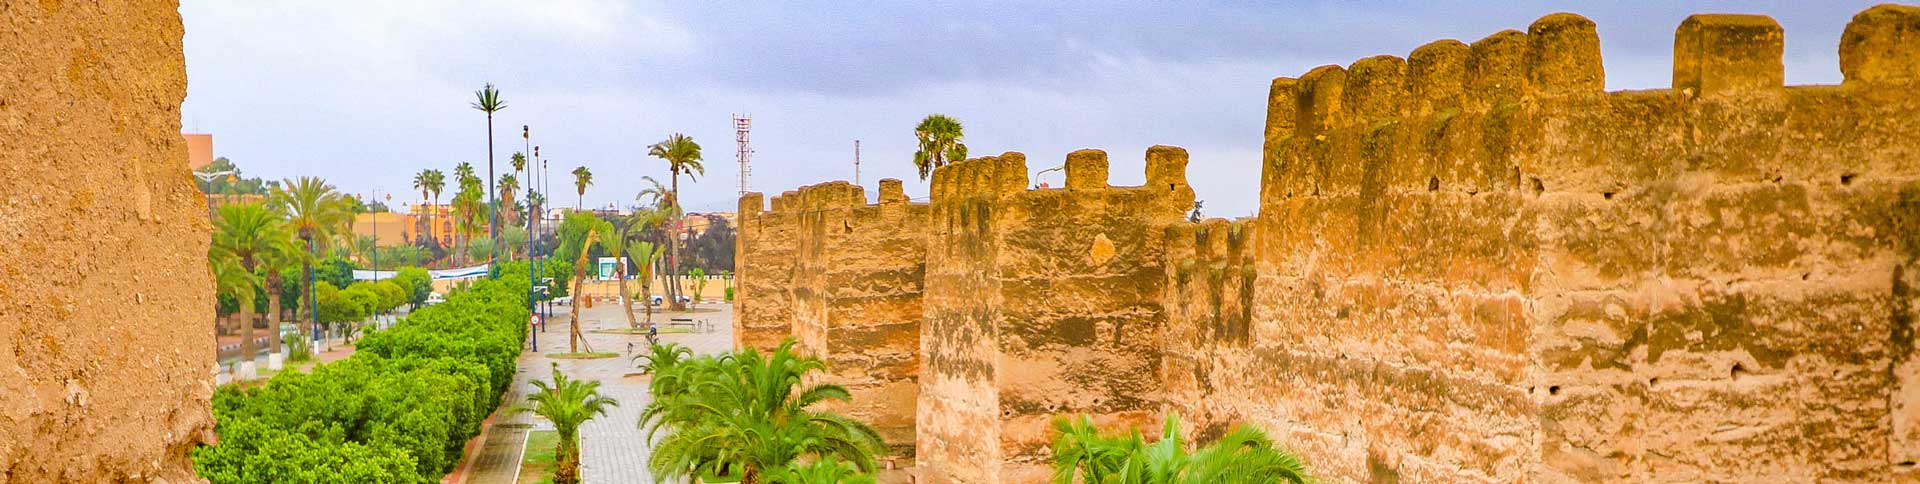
193;276;532;482
210;174;368;365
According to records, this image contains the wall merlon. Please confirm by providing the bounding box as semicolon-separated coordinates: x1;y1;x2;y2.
1345;55;1409;125
1674;14;1785;95
879;178;907;203
995;152;1030;196
1145;145;1195;209
1297;64;1349;134
1408;40;1469;116
1840;4;1920;85
1065;149;1110;190
1467;29;1529;108
1526;13;1605;95
1265;77;1300;149
739;191;766;221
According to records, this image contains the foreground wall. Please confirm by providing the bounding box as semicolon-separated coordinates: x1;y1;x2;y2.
736;5;1920;483
0;1;215;482
737;179;929;462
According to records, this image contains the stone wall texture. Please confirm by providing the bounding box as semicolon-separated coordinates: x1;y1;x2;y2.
0;1;214;483
736;5;1920;483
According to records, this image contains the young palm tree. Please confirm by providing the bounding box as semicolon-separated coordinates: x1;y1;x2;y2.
212;203;293;369
518;366;619;484
1050;414;1310;484
687;267;707;304
766;458;877;484
257;239;299;354
268;177;350;343
634;175;671;210
647;134;704;311
210;256;260;366
642;339;886;484
571;166;593;210
913;114;969;180
473;83;507;247
627;240;661;325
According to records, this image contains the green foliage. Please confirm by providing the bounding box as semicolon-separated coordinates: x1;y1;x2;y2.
766;457;877;484
313;281;359;325
912;114;967;180
314;256;359;291
194;276;531;483
552;212;610;266
642;339;885;483
1049;414;1311;484
516;366;619;484
195;157;276;195
393;267;433;307
375;280;408;313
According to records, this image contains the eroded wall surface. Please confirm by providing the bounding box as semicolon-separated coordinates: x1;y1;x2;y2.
735;5;1920;483
738;179;930;461
0;1;215;482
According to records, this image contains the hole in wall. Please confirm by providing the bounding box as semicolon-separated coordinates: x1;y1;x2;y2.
1899;461;1916;468
1548;385;1562;396
1602;191;1615;200
1648;377;1661;387
1427;177;1439;191
1841;173;1857;185
843;221;853;233
1169;183;1177;191
1772;175;1784;184
1801;272;1811;281
1731;362;1748;380
1530;177;1546;196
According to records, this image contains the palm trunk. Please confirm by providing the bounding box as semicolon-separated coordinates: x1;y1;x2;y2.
237;298;255;370
267;277;282;354
667;174;687;311
570;260;588;354
487;114;498;257
641;273;653;324
619;264;637;329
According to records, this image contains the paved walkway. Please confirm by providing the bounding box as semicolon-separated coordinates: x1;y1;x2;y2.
460;301;734;484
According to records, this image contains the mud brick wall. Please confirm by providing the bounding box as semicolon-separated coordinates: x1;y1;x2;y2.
916;148;1193;483
737;179;930;460
0;1;215;482
735;5;1920;483
1234;7;1920;482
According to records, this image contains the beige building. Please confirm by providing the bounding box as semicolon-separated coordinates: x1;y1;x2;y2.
351;212;414;246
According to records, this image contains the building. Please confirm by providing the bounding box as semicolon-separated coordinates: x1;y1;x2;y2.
183;133;213;169
408;202;456;248
682;211;736;237
351;212;414;246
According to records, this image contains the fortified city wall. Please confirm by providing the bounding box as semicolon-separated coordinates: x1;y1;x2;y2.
735;4;1920;483
0;1;215;482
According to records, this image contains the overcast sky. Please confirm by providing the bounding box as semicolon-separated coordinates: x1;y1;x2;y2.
181;1;1881;217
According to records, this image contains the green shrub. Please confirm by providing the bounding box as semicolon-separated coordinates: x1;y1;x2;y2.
194;275;530;483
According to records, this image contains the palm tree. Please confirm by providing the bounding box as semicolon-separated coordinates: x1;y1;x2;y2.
212;203;293;371
571;166;593;210
452;162;482;265
634;175;670;211
565;222;609;353
498;173;520;227
210;257;259;369
687;267;707;304
627;240;661;326
473;83;507;248
647;134;704;312
268;177;350;344
642;339;886;484
518;365;619;484
1050;414;1311;484
912;114;968;180
416;169;446;255
257;238;299;355
599;227;642;329
767;458;877;484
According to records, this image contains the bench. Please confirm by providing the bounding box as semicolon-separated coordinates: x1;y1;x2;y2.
666;317;710;333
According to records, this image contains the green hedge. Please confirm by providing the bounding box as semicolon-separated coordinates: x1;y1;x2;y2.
194;275;530;483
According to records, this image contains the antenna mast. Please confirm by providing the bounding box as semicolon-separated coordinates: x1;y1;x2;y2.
734;114;752;196
854;139;861;186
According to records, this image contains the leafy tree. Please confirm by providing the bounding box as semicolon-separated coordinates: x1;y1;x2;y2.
912;114;968;180
647;133;704;311
393;267;433;308
518;366;619;484
1050;414;1311;484
452;162;485;266
194;157;275;195
375;280;408;313
643;339;886;484
314;256;359;290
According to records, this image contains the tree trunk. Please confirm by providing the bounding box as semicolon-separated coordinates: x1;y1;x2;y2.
570;262;587;354
641;275;653;324
619;263;637;329
667;173;687;311
266;280;282;354
237;299;255;370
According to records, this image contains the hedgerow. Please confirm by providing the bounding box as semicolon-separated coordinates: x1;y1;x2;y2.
194;275;529;484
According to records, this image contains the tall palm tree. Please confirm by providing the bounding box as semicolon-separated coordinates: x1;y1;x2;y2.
643;339;886;484
452;162;481;265
571;166;593;210
912;114;969;180
257;238;299;354
1050;414;1311;484
268;177;349;344
518;366;619;484
211;203;292;369
473;83;507;248
647;134;704;312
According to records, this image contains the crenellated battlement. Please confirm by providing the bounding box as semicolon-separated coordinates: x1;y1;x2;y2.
738;5;1920;483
